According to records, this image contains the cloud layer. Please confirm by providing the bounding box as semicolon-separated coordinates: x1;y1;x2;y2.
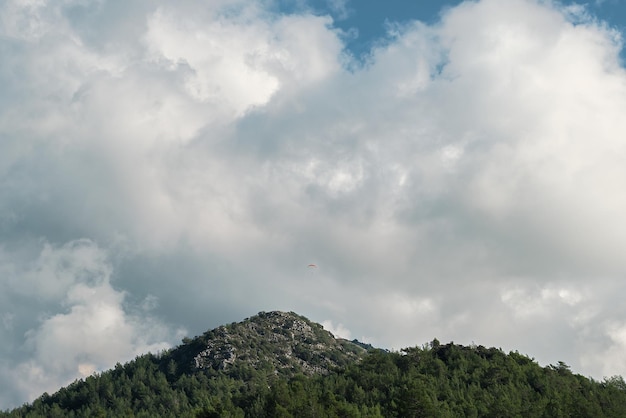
2;0;626;408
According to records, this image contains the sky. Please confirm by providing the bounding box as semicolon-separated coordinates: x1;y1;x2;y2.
2;0;626;409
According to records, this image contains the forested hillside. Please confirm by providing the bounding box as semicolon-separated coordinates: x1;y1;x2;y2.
3;311;626;417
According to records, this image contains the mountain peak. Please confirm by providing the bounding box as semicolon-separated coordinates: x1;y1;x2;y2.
172;311;367;378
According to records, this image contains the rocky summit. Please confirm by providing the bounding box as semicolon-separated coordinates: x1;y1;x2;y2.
174;311;368;377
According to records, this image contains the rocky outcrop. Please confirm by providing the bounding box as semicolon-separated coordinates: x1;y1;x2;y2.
190;311;367;377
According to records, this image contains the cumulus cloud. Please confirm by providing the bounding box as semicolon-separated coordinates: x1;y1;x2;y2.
0;240;183;407
321;320;352;340
2;0;626;409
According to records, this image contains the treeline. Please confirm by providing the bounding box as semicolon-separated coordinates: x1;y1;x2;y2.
3;341;626;417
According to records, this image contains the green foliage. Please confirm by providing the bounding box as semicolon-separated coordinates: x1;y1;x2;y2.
3;313;626;417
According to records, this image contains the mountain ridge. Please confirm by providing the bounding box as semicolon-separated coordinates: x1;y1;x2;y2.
3;310;626;417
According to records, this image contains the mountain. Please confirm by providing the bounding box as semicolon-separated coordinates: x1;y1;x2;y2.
168;310;368;377
2;311;626;417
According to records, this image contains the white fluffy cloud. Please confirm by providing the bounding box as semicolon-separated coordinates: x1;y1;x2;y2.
0;240;182;406
2;0;626;409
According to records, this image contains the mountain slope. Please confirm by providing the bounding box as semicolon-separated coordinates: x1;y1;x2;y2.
3;311;626;417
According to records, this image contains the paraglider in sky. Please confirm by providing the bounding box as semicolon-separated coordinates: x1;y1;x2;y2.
308;264;317;268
